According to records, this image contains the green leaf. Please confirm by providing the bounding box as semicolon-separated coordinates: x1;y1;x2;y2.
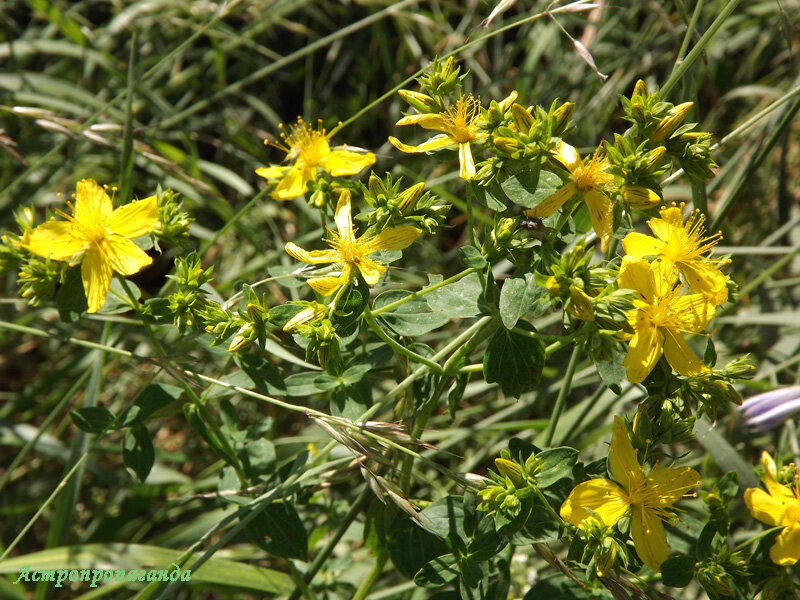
415;554;459;588
267;303;305;329
661;555;695;587
388;517;448;578
246;501;308;560
234;354;287;396
471;181;507;211
57;265;88;322
501;170;539;208
593;342;627;393
238;438;276;480
483;325;545;398
0;543;293;595
498;273;546;329
123;425;155;482
467;530;506;561
331;276;369;330
70;407;115;434
426;273;486;318
374;290;451;336
98;278;140;314
418;496;467;540
266;264;307;288
133;384;183;420
535;447;579;488
457;245;487;268
284;372;337;396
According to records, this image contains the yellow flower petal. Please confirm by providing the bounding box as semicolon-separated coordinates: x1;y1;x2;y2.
74;179;112;227
630;505;670;572
552;140;581;172
770;525;800;566
81;245;112;313
395;113;447;130
621;232;664;259
334;190;354;238
623;315;664;383
308;275;347;296
255;165;289;180
108;196;159;239
744;487;789;527
360;226;422;255
323;148;375;177
583;189;613;252
357;257;386;285
560;479;630;527
458;142;476;180
761;451;795;500
524;182;577;219
618;257;658;304
609;416;643;488
680;259;728;305
388;135;454;154
21;221;86;262
670;293;716;332
646;466;700;506
272;163;311;201
662;328;707;376
103;236;152;276
285;242;339;265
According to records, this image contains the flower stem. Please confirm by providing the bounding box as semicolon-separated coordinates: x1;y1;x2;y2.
363;307;444;373
542;345;582;447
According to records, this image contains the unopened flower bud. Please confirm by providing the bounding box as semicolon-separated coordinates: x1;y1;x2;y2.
397;182;425;215
643;146;668;173
228;322;255;352
621;184;661;209
495;458;525;488
567;286;594;321
246;302;266;322
493;136;521;154
553;102;574;135
632;79;648;99
511;104;535;132
651;102;693;141
545;275;568;297
283;304;327;332
398;89;438;113
493;217;517;244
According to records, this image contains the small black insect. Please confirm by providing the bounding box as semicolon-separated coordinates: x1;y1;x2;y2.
519;215;544;231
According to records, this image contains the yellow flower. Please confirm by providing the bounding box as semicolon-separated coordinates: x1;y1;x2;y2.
524;141;615;251
560;417;700;572
744;451;800;566
255;117;375;201
285;189;421;296
21;179;158;313
389;92;516;180
622;204;728;305
617;256;715;383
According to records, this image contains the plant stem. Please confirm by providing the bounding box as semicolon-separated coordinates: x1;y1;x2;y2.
661;0;743;97
363;308;444;373
351;547;389;600
288;488;371;600
542;345;581;447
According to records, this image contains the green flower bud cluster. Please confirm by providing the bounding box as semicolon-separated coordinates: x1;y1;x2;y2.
358;173;448;234
145;252;213;332
202;284;270;353
415;57;463;103
153;186;192;248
